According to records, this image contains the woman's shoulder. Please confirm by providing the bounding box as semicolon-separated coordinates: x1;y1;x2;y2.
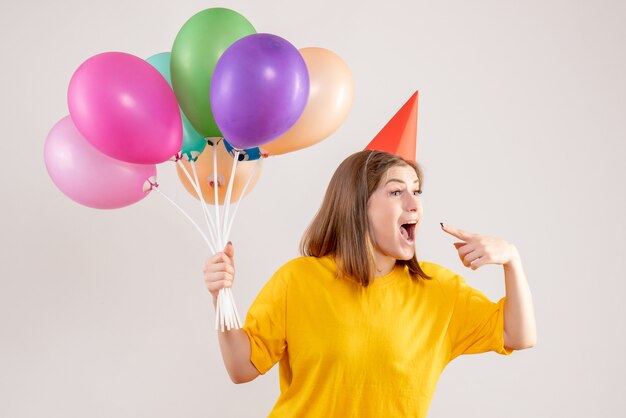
418;260;463;286
272;255;336;279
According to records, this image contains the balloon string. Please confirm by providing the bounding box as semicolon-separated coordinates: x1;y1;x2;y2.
210;141;233;332
222;151;240;239
176;158;196;186
151;187;215;253
225;289;233;330
206;143;247;332
222;291;228;332
228;287;243;328
190;160;220;244
176;160;219;249
225;157;263;243
214;295;221;331
215;269;241;331
225;288;236;330
218;288;224;332
215;157;258;331
176;157;237;332
219;288;233;331
213;143;223;249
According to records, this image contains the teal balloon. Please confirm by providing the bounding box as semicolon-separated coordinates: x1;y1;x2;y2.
146;52;172;83
146;52;206;161
181;113;206;161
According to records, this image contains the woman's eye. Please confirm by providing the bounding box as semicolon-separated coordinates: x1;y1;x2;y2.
391;190;402;196
413;190;422;196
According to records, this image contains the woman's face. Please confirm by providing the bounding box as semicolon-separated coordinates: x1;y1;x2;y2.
367;164;422;261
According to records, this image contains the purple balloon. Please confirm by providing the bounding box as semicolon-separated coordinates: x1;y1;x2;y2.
44;116;156;209
68;52;182;164
210;33;309;150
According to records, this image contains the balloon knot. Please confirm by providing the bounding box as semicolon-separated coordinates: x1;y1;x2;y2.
142;176;159;193
208;174;225;189
183;151;200;162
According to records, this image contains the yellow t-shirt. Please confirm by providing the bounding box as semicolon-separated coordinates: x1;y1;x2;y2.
242;256;513;417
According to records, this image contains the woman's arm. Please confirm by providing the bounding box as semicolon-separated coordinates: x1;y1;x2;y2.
502;255;537;350
205;244;261;384
212;297;261;384
441;223;537;351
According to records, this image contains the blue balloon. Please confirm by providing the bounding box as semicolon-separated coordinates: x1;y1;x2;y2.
223;139;263;161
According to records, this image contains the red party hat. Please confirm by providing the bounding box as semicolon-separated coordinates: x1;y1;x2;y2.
364;91;418;161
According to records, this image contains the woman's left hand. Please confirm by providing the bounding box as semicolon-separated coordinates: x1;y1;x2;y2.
440;223;520;270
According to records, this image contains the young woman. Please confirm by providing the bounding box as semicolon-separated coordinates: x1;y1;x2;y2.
203;150;536;417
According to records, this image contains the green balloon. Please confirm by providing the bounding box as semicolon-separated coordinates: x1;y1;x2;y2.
171;8;256;137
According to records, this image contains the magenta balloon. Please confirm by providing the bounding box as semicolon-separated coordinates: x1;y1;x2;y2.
44;116;156;209
68;52;182;164
210;34;309;149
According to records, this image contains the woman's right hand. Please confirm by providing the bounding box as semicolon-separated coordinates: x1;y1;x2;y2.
203;242;235;306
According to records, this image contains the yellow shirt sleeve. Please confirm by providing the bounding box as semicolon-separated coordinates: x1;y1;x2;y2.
241;267;288;375
446;274;514;362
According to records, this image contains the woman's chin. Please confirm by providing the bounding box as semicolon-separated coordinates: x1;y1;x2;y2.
393;246;415;261
376;241;415;261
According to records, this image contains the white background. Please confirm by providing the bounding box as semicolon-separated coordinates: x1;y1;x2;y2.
1;0;624;416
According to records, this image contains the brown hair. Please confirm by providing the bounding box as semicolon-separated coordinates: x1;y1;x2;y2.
300;150;432;286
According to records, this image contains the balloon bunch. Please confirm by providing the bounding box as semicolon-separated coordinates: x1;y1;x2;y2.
44;7;354;332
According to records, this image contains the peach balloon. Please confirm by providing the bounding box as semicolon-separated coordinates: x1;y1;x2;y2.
261;47;354;156
176;140;263;204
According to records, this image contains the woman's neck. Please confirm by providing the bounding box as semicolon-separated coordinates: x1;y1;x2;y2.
372;251;396;277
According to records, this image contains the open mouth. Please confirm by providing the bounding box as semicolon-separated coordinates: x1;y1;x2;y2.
399;223;416;243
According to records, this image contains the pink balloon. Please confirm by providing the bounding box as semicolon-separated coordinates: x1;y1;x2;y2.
44;116;156;209
68;52;182;164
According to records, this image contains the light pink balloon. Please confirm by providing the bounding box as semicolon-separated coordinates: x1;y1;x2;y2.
44;116;156;209
68;52;182;164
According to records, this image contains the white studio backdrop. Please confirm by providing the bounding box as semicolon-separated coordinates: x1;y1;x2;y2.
1;0;624;416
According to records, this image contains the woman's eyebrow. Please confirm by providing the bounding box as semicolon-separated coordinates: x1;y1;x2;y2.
384;178;420;185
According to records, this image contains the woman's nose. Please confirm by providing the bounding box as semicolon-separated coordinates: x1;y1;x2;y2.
405;194;420;212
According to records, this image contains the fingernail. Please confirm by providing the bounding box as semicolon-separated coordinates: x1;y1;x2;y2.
440;222;445;228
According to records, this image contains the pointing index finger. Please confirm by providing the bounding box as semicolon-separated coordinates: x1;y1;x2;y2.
440;223;472;240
